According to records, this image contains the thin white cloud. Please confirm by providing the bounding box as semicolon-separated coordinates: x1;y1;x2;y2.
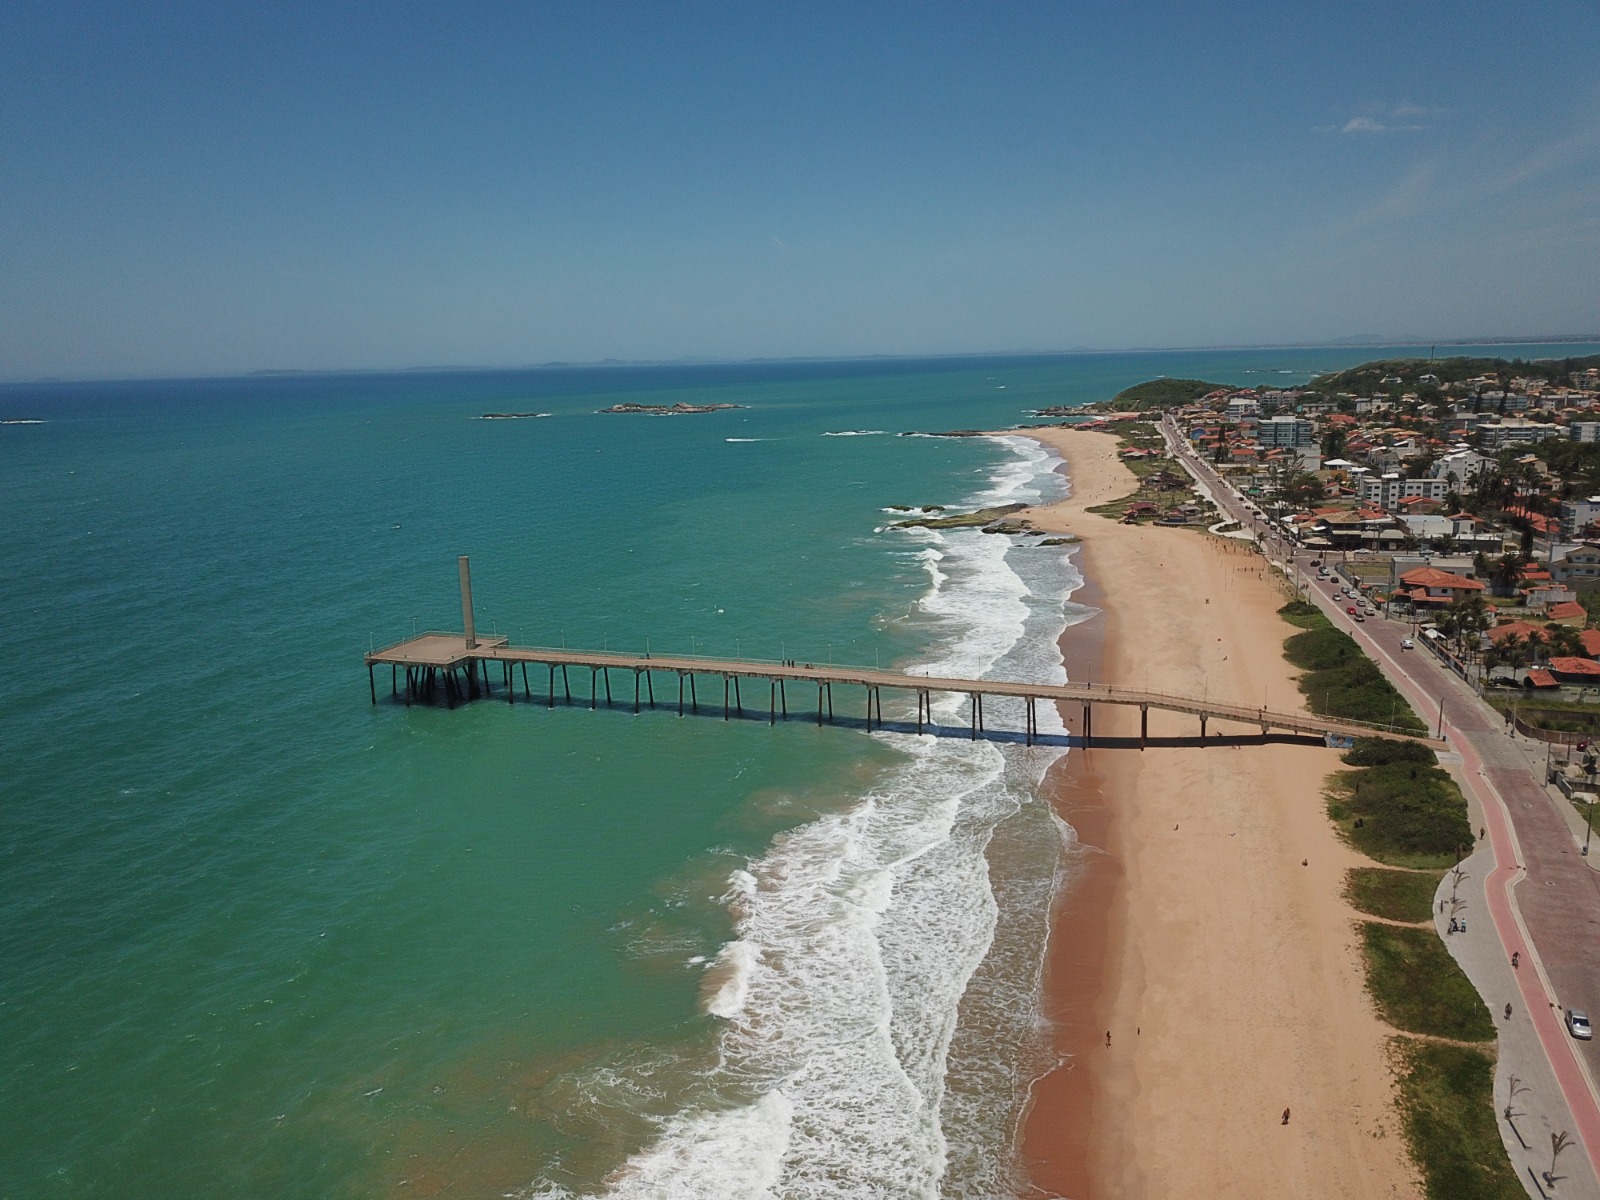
1333;101;1439;134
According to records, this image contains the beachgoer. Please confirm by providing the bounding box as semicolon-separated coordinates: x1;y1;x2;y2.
1505;1003;1513;1019
1281;1108;1291;1125
1106;1030;1111;1048
1512;952;1520;968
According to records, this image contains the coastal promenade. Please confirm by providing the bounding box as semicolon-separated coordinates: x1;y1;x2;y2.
364;631;1434;747
1162;414;1600;1193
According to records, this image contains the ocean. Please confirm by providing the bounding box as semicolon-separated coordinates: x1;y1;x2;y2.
4;345;1592;1199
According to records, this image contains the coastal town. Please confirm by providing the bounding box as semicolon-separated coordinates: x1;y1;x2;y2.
1013;356;1600;1196
1074;356;1600;700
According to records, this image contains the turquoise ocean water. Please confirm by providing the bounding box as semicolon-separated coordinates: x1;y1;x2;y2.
5;345;1595;1199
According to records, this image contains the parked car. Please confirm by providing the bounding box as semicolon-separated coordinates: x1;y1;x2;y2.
1568;1009;1592;1040
1401;638;1415;650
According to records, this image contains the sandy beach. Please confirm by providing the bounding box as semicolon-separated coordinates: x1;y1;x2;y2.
1016;429;1418;1199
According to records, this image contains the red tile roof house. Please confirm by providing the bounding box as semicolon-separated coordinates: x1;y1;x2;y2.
1488;620;1548;646
1398;567;1487;605
1545;600;1588;626
1549;656;1600;683
1579;628;1600;658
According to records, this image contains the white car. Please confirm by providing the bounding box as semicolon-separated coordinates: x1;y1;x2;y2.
1568;1009;1592;1040
1401;638;1415;650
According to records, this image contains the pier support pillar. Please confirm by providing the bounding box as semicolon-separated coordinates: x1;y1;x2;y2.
1083;703;1092;744
770;680;777;725
970;694;978;740
689;673;696;713
521;662;529;700
1140;705;1148;748
646;671;655;708
548;665;555;708
780;680;787;719
678;673;685;717
724;677;730;720
818;682;825;726
562;666;571;705
1200;713;1208;740
391;664;397;697
634;671;641;714
368;664;376;705
592;668;599;710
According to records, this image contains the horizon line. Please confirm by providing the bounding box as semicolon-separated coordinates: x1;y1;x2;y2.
5;333;1600;388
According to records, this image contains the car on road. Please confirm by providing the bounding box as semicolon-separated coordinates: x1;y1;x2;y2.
1401;638;1415;649
1568;1009;1592;1040
1354;614;1365;622
1346;606;1357;615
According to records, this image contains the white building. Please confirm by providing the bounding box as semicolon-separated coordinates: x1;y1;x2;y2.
1429;448;1492;487
1560;497;1600;539
1570;422;1600;443
1478;419;1562;448
1258;415;1317;448
1359;473;1450;511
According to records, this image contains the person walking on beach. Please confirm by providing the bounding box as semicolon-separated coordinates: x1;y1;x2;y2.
1105;1030;1111;1048
1281;1108;1291;1125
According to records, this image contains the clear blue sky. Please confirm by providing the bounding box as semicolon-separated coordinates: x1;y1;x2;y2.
2;1;1597;378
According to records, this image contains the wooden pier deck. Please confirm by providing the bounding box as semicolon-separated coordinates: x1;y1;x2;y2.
364;630;1436;746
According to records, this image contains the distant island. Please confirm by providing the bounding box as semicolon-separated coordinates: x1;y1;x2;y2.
599;401;746;415
479;411;551;420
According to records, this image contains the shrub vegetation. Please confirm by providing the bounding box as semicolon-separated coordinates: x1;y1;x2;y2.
1344;867;1443;923
1360;923;1495;1041
1392;1039;1524;1200
1283;628;1426;731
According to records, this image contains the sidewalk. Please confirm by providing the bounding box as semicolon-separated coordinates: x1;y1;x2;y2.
1436;784;1600;1197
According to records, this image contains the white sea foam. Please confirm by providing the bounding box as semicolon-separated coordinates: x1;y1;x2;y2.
725;437;764;443
823;430;888;436
1;418;45;425
520;436;1086;1200
702;940;760;1018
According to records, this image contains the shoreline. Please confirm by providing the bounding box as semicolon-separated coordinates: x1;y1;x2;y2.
1011;428;1419;1198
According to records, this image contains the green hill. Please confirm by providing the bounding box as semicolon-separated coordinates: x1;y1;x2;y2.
1308;354;1600;398
1104;377;1227;410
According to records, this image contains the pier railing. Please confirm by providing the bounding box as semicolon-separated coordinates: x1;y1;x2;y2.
364;630;1439;745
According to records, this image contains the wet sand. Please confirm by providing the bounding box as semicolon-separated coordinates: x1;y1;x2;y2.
1015;429;1417;1199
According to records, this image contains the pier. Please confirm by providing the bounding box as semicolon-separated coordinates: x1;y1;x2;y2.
365;560;1434;747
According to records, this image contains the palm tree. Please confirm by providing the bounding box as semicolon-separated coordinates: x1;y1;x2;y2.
1526;630;1548;665
1545;624;1582;658
1493;553;1528;596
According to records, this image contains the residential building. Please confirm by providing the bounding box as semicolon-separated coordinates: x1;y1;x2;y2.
1258;415;1317;448
1358;473;1450;511
1560;497;1600;539
1429;449;1492;486
1551;544;1600;584
1477;419;1562;448
1571;422;1600;443
1396;566;1487;605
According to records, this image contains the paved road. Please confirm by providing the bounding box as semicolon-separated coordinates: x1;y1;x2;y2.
1161;415;1600;1188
